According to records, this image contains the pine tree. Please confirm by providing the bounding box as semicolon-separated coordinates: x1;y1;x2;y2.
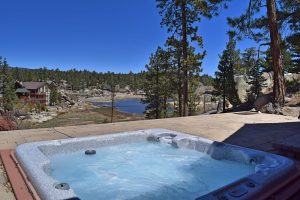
142;47;173;119
262;41;294;73
187;45;205;114
242;48;257;75
0;57;17;111
156;0;225;116
215;34;240;111
227;0;288;106
242;48;266;98
199;74;215;86
50;85;59;106
279;0;300;72
165;37;183;116
286;33;300;73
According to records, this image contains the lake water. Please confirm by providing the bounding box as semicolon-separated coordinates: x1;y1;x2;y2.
93;99;147;115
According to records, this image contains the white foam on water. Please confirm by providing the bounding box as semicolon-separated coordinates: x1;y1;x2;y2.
50;142;254;200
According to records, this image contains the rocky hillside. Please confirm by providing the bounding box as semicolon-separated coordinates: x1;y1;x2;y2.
234;72;300;117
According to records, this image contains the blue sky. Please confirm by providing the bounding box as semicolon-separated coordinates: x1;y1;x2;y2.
0;0;259;75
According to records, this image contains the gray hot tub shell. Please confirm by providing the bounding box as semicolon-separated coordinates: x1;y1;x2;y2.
15;128;297;200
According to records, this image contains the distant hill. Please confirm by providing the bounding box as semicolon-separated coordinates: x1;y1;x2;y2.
7;66;215;91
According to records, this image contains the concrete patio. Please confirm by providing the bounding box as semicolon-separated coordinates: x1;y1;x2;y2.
0;112;299;199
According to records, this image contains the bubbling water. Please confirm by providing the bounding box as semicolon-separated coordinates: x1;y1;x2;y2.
50;142;254;200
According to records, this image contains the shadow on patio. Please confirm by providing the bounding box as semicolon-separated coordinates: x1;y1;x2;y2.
223;121;300;153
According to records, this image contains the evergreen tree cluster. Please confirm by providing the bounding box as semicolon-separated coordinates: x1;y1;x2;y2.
154;0;228;116
8;66;146;92
215;34;240;110
142;44;213;118
227;0;300;105
244;48;266;98
215;37;267;111
142;47;174;119
0;57;17;111
142;0;227;118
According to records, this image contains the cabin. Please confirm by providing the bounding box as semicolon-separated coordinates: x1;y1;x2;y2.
15;82;50;105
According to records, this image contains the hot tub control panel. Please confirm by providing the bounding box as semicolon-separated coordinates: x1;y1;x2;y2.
196;179;259;200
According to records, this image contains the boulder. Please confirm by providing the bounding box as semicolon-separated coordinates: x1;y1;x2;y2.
216;99;233;113
285;73;300;83
232;73;299;104
260;102;281;114
281;107;300;118
234;75;251;103
285;96;292;103
60;92;75;106
195;83;216;96
261;72;273;92
253;93;272;110
233;73;273;103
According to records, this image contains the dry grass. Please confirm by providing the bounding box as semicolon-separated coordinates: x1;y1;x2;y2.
19;106;144;129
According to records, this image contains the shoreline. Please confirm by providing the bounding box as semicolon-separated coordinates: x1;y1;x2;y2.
89;102;145;117
85;94;144;103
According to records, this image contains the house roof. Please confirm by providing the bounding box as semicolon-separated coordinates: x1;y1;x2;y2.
16;88;30;93
22;82;47;90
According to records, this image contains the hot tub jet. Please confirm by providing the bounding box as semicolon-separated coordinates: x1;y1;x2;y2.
85;149;96;155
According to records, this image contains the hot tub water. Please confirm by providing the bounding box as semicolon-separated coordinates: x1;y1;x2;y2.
50;142;254;200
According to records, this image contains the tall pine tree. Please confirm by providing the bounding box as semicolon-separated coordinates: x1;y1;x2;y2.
0;57;17;111
142;47;173;119
156;0;225;116
227;0;288;106
215;34;240;111
242;48;266;99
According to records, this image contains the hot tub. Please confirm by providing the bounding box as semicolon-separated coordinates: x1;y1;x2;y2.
16;129;296;200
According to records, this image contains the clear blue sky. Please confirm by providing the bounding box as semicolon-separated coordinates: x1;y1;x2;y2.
0;0;259;76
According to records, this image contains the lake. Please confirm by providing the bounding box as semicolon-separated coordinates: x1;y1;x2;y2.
93;98;147;115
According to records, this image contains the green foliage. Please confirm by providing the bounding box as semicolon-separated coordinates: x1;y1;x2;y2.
226;0;300;106
0;57;17;111
199;74;215;86
143;35;207;118
156;0;218;115
164;36;184;116
286;33;300;73
142;47;173;119
157;0;229;38
157;0;228;116
188;74;201;115
227;0;299;74
157;0;201;44
50;86;59;105
262;42;294;73
241;47;257;75
186;45;204;114
9;66;146;91
242;48;266;98
215;34;240;108
35;102;46;113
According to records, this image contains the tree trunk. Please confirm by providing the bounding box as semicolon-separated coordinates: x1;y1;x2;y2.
155;66;159;119
181;0;189;116
203;95;206;113
111;87;115;123
163;96;167;118
222;74;226;113
266;0;285;106
177;53;182;116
